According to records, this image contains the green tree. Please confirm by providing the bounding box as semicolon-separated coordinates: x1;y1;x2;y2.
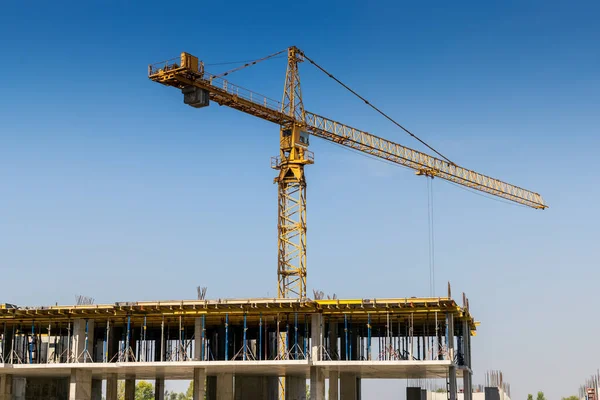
135;381;155;400
185;381;194;399
562;396;579;400
536;392;546;400
527;395;533;400
165;392;179;400
116;381;154;400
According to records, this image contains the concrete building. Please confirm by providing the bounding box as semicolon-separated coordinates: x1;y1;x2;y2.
0;296;476;400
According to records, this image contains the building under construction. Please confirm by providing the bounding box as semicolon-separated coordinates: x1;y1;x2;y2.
0;47;546;400
0;295;475;400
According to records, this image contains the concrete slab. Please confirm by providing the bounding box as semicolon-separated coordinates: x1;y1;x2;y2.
0;360;462;380
314;361;463;379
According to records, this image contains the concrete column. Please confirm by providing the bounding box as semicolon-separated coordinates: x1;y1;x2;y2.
69;368;92;400
407;387;422;400
194;318;202;361
328;371;339;400
155;378;165;400
311;313;322;361
91;379;102;400
0;375;12;400
206;376;217;400
285;376;306;400
106;375;118;400
329;322;338;360
125;378;136;400
235;376;277;400
217;373;233;400
72;319;95;362
310;366;325;400
449;366;457;400
193;368;206;400
340;373;359;400
462;320;473;400
446;313;456;400
12;377;25;400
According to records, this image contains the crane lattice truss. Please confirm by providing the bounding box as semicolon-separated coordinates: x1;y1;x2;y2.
148;47;547;299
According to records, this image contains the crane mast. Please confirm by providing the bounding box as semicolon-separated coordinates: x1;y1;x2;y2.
274;47;313;299
148;47;547;301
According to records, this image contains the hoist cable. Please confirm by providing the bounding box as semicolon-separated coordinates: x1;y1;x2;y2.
301;52;456;166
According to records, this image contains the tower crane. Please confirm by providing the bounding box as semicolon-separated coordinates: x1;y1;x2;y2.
148;47;547;300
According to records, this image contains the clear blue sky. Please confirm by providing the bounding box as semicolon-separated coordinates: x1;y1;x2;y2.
1;1;598;399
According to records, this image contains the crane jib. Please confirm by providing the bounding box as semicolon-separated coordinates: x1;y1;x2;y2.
147;53;547;210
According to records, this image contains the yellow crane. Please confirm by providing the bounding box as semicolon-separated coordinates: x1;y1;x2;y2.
148;47;547;300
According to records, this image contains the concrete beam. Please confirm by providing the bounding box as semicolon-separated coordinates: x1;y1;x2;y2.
310;366;325;400
69;368;92;400
106;374;118;400
155;377;165;400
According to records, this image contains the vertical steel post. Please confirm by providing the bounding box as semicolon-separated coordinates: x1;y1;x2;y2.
349;315;353;361
243;313;247;361
105;319;110;363
125;316;131;362
259;313;262;361
29;322;35;364
143;315;147;362
294;312;298;360
367;313;371;361
84;319;89;363
303;314;308;358
201;314;206;361
344;314;348;361
225;313;229;361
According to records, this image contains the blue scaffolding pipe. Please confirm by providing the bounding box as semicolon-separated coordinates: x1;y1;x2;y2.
143;315;147;361
445;313;449;359
84;320;89;363
303;314;307;358
367;314;372;361
125;316;131;362
349;315;353;361
286;321;289;358
201;315;206;361
294;313;298;360
259;313;262;361
243;313;247;361
344;314;349;361
29;322;35;364
225;313;229;361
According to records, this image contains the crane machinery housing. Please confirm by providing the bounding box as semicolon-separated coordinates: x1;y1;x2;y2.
148;47;547;300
